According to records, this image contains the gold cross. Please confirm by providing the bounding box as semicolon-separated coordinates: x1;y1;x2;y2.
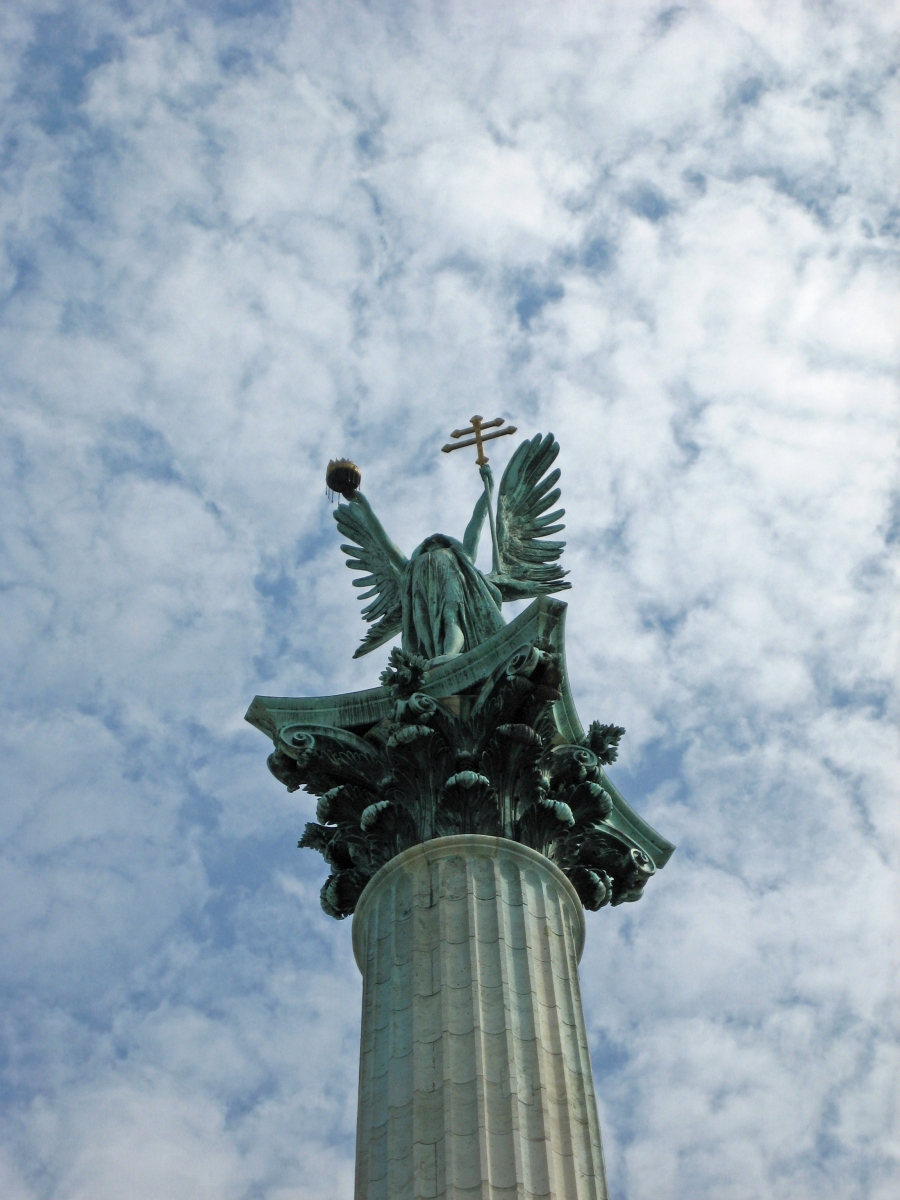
441;415;517;466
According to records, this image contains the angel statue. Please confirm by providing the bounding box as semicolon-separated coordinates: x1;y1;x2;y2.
329;426;570;662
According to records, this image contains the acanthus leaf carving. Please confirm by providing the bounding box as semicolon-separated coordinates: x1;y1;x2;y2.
273;644;659;919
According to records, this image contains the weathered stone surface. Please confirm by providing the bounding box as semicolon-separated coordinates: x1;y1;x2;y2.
352;836;608;1200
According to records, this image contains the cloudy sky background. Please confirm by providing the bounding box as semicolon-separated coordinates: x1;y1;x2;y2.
1;1;898;1197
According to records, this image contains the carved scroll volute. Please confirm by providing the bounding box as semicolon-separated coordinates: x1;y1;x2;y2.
279;726;316;761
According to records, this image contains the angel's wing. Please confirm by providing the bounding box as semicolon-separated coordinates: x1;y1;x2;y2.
333;492;408;658
488;432;570;602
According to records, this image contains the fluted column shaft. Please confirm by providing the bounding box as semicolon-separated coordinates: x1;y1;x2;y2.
351;835;608;1200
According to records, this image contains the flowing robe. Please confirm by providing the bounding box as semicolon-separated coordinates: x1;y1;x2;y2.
400;535;505;660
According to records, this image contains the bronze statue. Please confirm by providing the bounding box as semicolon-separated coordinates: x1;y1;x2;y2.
333;420;570;660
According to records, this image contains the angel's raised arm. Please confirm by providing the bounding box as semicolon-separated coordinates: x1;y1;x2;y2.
462;465;493;562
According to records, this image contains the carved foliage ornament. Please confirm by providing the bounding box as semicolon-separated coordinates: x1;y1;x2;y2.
268;644;655;920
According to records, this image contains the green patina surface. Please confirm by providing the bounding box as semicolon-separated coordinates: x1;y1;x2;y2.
246;432;674;919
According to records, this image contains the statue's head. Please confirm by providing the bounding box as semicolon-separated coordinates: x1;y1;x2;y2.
411;533;465;559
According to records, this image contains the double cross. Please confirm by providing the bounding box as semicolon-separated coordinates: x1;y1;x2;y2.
442;415;517;467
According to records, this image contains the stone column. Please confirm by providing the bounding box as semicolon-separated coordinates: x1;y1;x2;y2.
351;835;609;1200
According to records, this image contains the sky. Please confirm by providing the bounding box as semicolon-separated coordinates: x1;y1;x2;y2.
0;1;898;1197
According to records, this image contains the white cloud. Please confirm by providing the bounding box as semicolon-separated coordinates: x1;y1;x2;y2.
0;1;897;1197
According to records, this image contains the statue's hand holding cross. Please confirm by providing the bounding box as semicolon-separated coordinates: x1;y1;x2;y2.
442;415;517;573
